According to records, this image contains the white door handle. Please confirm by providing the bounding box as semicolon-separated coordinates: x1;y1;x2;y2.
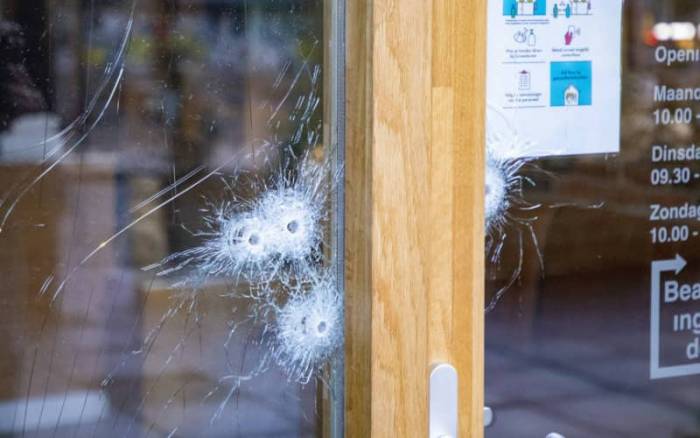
429;363;458;438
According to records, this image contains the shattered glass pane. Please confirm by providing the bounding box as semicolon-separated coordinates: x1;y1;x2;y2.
0;1;342;436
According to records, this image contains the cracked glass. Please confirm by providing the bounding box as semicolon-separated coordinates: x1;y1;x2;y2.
0;1;343;436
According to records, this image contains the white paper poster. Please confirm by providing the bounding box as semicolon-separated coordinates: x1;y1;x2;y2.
487;0;623;158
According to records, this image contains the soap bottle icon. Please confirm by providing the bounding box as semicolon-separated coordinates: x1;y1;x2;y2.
527;29;536;46
564;85;579;106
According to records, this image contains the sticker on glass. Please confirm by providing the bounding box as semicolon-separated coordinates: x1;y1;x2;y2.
487;0;623;157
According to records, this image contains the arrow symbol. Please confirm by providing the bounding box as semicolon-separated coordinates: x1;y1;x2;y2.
650;254;690;379
652;254;686;277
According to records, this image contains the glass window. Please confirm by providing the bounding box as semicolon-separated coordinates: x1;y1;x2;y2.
486;1;700;436
0;1;342;436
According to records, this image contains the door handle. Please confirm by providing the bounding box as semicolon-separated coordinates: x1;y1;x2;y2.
429;363;458;438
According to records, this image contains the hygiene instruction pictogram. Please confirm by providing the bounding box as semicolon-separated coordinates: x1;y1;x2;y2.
550;61;591;106
487;0;622;157
552;0;592;18
504;0;547;18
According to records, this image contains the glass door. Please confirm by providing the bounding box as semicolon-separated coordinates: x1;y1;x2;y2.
0;0;492;435
486;0;700;436
0;1;344;436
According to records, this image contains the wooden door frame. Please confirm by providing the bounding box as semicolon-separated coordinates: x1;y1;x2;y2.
344;0;486;436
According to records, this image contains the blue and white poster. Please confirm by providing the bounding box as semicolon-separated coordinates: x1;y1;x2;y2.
487;0;622;157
